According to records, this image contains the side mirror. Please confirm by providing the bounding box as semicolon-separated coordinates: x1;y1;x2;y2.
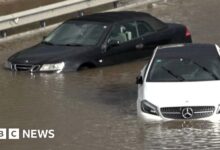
136;75;143;85
107;40;120;49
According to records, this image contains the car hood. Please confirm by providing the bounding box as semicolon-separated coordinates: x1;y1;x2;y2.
144;81;220;108
9;43;95;64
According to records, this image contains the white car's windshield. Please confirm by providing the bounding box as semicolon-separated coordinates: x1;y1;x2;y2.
147;56;220;82
43;21;109;46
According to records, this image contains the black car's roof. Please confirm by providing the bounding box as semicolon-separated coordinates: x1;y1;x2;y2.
71;11;151;23
156;44;219;58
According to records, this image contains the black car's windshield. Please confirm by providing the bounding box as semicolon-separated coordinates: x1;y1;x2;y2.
147;57;220;82
43;21;109;46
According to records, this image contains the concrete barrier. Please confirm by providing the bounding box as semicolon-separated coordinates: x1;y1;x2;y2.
0;0;117;36
0;0;163;43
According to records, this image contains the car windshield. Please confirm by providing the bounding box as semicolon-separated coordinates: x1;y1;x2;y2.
147;56;220;82
43;21;109;46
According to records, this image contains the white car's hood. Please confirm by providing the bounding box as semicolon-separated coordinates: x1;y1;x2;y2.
144;81;220;108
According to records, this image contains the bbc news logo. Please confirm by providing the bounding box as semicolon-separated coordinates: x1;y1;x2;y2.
0;128;55;140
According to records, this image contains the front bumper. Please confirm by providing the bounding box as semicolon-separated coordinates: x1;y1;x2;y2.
137;104;220;122
4;62;65;73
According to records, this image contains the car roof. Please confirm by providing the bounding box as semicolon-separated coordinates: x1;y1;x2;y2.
71;11;151;23
155;43;219;58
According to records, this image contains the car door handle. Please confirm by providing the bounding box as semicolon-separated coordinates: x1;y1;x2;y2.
136;43;144;49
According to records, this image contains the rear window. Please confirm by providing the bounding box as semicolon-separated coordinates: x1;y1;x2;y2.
143;15;167;31
137;21;154;36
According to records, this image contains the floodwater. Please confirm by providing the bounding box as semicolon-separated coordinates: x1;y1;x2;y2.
1;0;220;150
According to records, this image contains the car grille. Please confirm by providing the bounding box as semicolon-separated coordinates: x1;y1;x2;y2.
12;64;41;72
160;106;215;119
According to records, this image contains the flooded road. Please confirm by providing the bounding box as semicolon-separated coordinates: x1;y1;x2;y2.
1;0;220;150
0;60;144;150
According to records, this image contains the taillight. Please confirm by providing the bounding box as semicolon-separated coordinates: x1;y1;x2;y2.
185;26;191;37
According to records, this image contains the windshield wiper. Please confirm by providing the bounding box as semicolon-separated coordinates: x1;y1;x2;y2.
161;66;185;81
41;41;55;45
192;61;219;80
64;43;84;47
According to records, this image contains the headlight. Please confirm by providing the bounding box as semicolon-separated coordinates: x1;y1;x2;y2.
40;62;65;73
141;100;159;116
4;61;12;69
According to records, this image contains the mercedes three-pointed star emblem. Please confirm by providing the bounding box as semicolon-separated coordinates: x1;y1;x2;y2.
182;107;194;119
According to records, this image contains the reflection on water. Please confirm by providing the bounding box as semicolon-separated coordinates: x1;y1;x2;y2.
0;59;146;150
142;121;220;150
1;57;220;150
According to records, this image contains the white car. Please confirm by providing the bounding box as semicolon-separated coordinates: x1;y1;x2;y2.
136;43;220;121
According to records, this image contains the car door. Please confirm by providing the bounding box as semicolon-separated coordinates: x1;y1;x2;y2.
101;21;143;64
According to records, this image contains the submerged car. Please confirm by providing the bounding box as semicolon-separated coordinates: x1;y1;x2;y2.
136;43;220;121
5;11;192;73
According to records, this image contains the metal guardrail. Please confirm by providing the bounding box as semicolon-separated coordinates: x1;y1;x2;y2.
106;0;161;12
0;0;118;37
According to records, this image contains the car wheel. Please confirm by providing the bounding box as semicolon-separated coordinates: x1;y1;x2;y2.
78;63;96;71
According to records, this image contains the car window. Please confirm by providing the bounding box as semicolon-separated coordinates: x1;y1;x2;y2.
143;15;167;31
108;21;138;45
137;21;154;36
44;21;108;46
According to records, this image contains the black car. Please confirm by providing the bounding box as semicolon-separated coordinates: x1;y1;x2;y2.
5;11;192;73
